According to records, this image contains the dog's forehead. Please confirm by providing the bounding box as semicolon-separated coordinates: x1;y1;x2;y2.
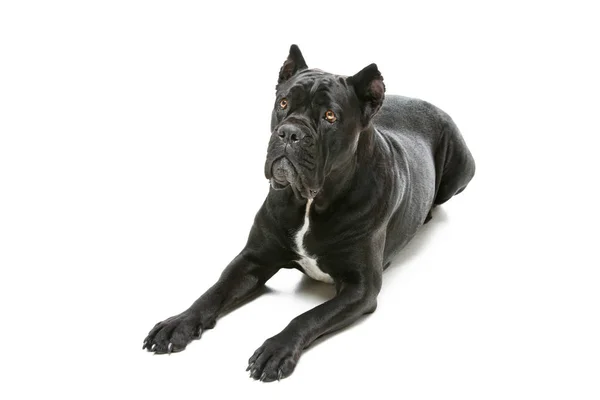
281;69;349;99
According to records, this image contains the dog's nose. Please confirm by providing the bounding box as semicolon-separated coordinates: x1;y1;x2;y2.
277;125;303;144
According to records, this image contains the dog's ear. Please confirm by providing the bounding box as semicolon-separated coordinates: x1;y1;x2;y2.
278;44;308;84
347;63;385;126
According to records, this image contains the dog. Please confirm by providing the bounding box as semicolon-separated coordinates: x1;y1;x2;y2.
143;45;476;381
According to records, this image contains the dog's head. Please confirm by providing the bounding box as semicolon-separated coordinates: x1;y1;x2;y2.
264;45;385;200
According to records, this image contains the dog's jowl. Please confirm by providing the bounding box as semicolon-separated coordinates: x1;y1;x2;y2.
143;45;476;381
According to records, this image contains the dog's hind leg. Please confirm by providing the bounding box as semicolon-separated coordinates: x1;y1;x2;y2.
433;119;476;206
424;209;433;224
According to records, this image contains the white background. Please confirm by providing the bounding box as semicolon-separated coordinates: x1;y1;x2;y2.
1;1;599;399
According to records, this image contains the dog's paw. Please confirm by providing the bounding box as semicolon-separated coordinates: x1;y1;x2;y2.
247;337;300;382
142;312;204;354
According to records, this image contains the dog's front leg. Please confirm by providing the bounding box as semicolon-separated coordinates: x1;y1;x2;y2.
248;268;382;381
143;248;282;354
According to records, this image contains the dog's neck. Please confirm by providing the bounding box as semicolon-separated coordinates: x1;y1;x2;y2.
312;125;377;213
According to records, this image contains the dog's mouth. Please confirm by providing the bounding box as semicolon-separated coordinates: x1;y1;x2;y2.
270;157;297;189
269;157;319;199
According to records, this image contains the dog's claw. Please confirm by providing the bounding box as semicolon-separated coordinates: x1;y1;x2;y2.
260;372;266;381
142;340;148;350
246;362;254;372
278;369;283;381
151;343;156;351
167;343;173;354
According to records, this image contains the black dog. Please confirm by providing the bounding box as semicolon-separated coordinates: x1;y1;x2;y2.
143;45;476;381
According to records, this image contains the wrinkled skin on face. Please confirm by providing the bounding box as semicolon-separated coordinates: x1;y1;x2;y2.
264;47;382;200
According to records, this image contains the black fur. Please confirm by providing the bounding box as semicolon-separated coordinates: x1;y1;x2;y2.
143;45;476;382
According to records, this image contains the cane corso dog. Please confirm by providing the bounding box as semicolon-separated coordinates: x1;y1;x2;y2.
143;45;476;382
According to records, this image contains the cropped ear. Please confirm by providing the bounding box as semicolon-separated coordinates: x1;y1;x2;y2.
347;63;385;126
278;44;308;84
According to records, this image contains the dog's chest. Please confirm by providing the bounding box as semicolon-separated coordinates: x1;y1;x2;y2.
293;199;334;284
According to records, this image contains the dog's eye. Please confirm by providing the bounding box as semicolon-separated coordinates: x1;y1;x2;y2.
279;98;288;109
324;110;337;123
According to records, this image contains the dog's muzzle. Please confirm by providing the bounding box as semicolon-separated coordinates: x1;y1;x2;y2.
269;156;319;199
270;157;298;189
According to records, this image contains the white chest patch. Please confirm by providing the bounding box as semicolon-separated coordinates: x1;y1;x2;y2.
294;199;334;284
